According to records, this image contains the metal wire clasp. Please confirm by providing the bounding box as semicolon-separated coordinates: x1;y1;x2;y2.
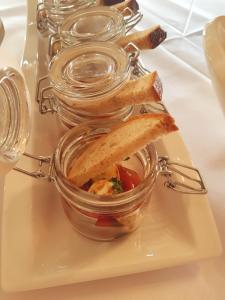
36;75;58;114
37;2;59;35
122;7;143;34
13;153;55;181
37;3;48;33
158;156;207;194
123;42;150;77
48;33;62;59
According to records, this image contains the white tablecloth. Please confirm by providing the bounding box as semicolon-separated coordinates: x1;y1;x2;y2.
0;1;225;299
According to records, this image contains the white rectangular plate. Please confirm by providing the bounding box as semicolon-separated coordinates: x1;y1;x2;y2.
0;0;222;292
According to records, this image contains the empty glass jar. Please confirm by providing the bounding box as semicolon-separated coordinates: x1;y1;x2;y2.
48;5;143;57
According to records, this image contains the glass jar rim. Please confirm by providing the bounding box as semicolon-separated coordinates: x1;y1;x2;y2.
60;6;125;44
49;42;131;101
53;120;158;208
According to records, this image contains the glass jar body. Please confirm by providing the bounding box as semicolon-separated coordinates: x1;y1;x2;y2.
53;121;158;241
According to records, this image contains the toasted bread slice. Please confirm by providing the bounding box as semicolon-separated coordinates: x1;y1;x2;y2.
118;25;167;50
56;71;162;113
68;113;178;186
114;71;162;103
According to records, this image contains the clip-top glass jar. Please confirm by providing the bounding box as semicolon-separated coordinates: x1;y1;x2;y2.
53;121;158;241
52;119;207;241
37;0;96;34
48;5;143;58
38;41;138;130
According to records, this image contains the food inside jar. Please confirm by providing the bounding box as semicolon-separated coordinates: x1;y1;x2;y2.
82;162;141;195
78;157;143;229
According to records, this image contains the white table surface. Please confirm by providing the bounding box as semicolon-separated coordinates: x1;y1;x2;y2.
0;0;225;299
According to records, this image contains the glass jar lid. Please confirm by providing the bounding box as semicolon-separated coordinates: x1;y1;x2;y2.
60;6;125;45
0;67;30;174
49;42;131;100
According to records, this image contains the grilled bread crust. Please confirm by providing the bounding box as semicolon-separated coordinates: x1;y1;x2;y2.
118;26;167;50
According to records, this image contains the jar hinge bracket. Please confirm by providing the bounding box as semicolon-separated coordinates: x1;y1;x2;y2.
158;156;207;194
123;7;143;34
124;43;150;77
37;3;48;33
37;3;59;34
37;76;58;114
49;33;61;59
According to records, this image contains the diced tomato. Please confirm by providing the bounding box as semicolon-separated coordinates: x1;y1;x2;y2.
76;207;121;227
117;165;141;192
95;215;122;227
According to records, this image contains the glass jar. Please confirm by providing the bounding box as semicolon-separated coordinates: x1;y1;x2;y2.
48;5;143;57
37;0;96;34
38;41;136;130
53;121;158;241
